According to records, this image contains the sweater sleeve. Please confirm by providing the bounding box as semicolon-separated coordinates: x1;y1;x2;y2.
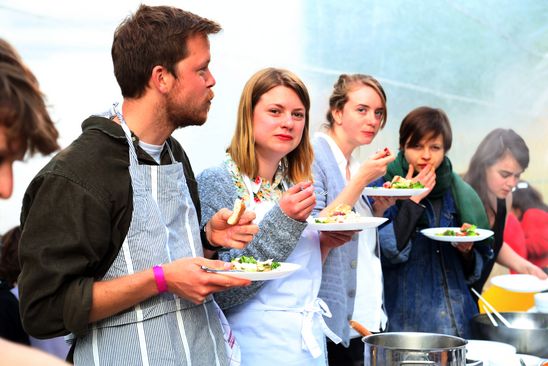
379;200;425;264
197;166;307;310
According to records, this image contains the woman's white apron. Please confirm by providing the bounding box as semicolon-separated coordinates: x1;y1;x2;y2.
225;176;340;366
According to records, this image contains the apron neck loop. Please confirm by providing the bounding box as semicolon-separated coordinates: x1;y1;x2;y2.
164;141;176;163
113;103;139;164
113;103;176;165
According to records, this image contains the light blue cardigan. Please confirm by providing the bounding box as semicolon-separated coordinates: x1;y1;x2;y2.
312;136;359;346
197;164;308;310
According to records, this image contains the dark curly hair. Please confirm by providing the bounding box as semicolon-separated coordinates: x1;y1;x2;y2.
0;226;22;286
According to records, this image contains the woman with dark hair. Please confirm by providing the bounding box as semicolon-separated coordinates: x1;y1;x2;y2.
505;181;548;272
464;129;546;292
198;68;340;365
373;106;492;338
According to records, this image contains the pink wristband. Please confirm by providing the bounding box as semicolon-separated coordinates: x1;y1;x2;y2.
153;265;168;293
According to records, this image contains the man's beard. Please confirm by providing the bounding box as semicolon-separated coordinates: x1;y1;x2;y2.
166;91;213;129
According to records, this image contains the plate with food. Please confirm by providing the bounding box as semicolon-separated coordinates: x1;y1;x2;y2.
363;175;429;197
420;223;494;243
307;204;388;231
490;274;548;293
201;256;300;281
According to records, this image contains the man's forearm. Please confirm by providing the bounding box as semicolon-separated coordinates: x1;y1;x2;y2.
89;269;158;323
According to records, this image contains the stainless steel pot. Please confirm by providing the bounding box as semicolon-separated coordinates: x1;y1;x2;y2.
362;332;482;366
471;312;548;358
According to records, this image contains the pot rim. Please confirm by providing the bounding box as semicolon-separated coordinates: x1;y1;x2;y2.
362;332;468;351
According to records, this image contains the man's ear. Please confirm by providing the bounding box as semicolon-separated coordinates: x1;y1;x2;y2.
149;65;172;94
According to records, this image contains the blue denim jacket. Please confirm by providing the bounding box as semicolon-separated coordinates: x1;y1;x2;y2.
376;182;488;339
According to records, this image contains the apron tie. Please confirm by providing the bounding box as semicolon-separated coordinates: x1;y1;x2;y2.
300;298;342;358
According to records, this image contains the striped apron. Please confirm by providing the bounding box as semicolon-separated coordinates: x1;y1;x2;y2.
73;105;228;366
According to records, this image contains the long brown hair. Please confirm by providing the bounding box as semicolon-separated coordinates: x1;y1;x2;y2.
227;68;314;183
463;128;529;214
0;38;59;155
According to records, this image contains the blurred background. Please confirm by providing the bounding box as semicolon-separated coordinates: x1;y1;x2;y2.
1;0;547;232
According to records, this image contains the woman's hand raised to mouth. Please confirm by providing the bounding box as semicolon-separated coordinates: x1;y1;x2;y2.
407;164;436;204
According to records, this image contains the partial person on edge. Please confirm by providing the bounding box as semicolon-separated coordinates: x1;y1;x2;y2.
0;37;66;365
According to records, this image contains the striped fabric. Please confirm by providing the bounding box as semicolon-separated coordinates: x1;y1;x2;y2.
73;106;227;366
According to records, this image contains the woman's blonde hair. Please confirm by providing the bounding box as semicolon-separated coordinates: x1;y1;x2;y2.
325;74;387;130
227;67;313;183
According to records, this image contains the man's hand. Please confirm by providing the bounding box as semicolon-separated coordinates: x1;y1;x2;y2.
163;257;251;304
206;209;259;249
90;257;251;322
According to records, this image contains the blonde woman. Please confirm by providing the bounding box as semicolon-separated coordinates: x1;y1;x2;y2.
198;68;340;365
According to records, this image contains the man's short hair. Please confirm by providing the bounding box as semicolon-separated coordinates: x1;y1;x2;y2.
112;5;221;99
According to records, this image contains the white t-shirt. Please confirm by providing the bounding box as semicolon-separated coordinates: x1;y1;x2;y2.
317;133;387;336
139;140;164;164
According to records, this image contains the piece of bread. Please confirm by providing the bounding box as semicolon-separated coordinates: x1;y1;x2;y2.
227;199;246;225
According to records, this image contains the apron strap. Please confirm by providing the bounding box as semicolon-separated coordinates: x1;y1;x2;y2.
300;298;342;358
165;141;176;163
112;103;139;165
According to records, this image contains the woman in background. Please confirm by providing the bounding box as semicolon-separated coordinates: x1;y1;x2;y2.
198;68;340;365
464;130;547;292
374;106;492;339
507;181;548;272
312;74;395;365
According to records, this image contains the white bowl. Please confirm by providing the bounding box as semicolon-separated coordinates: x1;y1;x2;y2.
466;339;516;365
534;292;548;313
516;354;542;366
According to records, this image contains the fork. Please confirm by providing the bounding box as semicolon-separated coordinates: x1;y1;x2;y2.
200;265;242;273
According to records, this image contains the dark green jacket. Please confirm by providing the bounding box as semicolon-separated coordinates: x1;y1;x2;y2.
18;116;200;338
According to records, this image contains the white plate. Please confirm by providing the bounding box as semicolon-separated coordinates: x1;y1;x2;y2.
212;262;301;281
491;274;548;293
306;216;388;231
362;187;429;197
420;227;494;243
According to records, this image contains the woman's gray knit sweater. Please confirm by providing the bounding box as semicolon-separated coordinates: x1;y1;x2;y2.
197;164;307;310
